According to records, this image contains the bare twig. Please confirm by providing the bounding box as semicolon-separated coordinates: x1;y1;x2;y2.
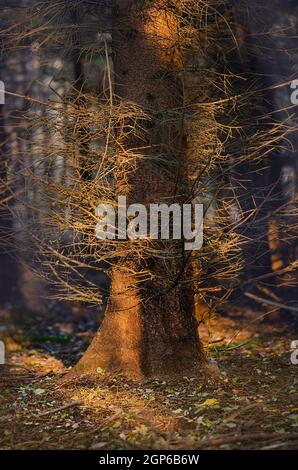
38;400;82;417
245;292;298;313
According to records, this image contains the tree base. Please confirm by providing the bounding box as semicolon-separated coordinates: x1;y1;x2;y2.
74;272;206;381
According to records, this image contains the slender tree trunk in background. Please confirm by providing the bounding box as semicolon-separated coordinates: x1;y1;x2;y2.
230;0;298;310
0;59;18;305
232;3;276;281
76;1;205;380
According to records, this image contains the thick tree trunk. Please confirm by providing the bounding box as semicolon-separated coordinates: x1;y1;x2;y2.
75;1;205;380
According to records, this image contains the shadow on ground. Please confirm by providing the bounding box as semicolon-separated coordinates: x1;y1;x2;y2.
0;304;298;450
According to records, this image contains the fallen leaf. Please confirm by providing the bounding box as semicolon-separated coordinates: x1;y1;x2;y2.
33;388;45;395
91;442;107;450
195;398;220;412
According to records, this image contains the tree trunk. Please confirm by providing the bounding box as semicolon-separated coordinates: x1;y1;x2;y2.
75;0;205;380
0;58;19;306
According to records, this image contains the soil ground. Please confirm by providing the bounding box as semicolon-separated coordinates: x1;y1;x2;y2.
0;305;298;450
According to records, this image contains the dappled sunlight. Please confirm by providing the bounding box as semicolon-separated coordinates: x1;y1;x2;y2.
199;307;290;352
0;0;297;455
1;309;297;450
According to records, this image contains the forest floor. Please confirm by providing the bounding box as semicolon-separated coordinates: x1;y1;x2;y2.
0;304;298;450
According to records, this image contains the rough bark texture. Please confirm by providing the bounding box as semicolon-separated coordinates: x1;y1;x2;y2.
76;0;205;380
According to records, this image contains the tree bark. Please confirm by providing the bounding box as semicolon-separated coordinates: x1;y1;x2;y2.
75;0;205;380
